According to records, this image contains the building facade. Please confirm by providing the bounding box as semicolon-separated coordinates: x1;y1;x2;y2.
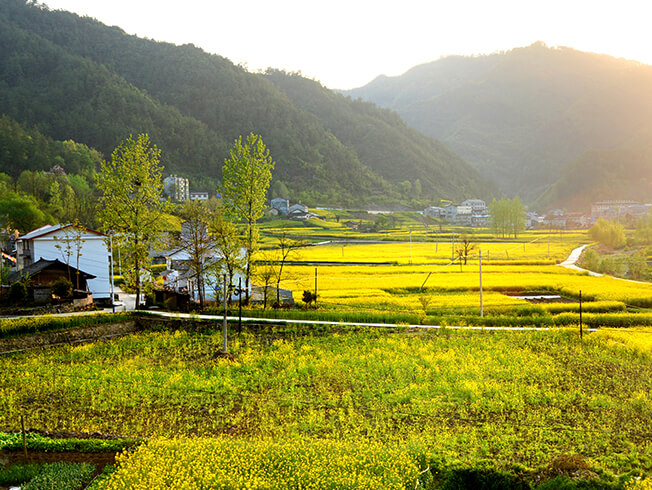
15;224;112;299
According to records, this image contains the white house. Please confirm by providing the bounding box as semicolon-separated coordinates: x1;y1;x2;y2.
161;246;247;302
461;199;488;215
16;224;112;300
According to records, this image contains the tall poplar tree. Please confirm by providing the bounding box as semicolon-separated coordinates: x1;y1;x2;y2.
96;134;168;307
222;133;274;302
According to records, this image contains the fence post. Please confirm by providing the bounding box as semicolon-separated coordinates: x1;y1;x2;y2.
579;290;583;339
238;277;242;335
222;274;228;353
21;413;27;457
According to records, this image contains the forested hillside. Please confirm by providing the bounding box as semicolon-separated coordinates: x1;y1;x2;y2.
347;42;652;208
0;0;493;206
0;115;100;231
264;70;491;201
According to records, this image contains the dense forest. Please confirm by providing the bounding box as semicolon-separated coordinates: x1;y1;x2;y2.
0;0;494;208
0;115;100;231
347;42;652;209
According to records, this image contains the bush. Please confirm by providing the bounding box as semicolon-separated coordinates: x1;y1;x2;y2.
581;248;600;271
302;290;316;307
8;281;27;303
0;463;42;486
22;462;95;490
51;277;73;298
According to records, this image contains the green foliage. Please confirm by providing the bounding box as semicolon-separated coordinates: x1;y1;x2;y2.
21;462;95;490
536;148;652;212
51;277;73;298
627;252;648;280
489;197;526;238
0;463;42;485
0;193;50;233
0;2;495;207
8;281;27;303
0;312;131;339
1;327;650;481
222;133;274;298
581;248;600;271
96;134;169;303
0;432;139;452
589;218;626;249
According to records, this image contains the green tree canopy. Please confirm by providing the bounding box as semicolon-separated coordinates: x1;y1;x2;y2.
96;134;169;306
222;133;274;301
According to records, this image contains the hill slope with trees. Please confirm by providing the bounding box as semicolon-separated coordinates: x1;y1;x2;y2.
347;42;652;208
0;0;494;206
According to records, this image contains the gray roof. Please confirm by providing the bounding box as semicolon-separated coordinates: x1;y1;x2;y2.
8;258;96;284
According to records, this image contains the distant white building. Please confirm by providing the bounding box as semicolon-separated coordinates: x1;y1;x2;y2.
591;200;651;221
454;205;473;226
163;175;190;201
270;197;290;216
190;191;210;201
461;199;488;215
161;246;246;302
423;206;446;219
15;224;111;300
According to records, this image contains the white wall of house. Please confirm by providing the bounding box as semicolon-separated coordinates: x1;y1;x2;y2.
23;228;111;299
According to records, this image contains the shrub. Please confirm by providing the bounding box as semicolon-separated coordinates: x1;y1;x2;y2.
22;462;95;490
51;277;73;298
581;248;600;271
8;281;27;303
302;290;316;306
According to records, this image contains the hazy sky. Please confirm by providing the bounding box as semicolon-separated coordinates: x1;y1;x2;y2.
42;0;652;89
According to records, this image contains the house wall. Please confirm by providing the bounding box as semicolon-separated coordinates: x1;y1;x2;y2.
31;231;111;299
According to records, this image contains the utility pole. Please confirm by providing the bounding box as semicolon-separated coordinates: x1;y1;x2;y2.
479;249;483;317
409;230;413;265
579;290;583;339
451;233;455;262
238;277;242;334
222;274;228;352
110;234;115;313
314;267;318;306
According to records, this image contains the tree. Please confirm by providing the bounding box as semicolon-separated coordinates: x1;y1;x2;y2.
455;233;476;265
489;198;525;238
255;252;277;309
96;134;169;307
208;206;244;303
179;200;213;308
589;218;626;249
222;133;274;303
274;229;304;305
53;220;86;289
507;197;526;238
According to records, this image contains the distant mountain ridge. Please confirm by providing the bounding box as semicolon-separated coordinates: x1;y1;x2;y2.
346;42;652;210
0;0;495;206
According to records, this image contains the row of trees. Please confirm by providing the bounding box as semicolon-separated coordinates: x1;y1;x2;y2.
489;197;526;238
96;133;277;308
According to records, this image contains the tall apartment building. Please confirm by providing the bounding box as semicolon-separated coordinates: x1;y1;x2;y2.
163;175;190;201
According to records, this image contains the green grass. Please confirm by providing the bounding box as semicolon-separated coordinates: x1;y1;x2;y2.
0;313;132;339
1;327;650;479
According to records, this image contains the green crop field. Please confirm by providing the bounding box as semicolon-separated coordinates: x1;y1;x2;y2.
4;221;652;488
1;326;651;488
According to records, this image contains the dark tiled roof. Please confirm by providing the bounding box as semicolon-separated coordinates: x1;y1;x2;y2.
8;258;96;284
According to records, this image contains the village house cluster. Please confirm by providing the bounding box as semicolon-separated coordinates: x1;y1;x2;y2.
269;198;323;220
423;199;490;227
424;199;652;230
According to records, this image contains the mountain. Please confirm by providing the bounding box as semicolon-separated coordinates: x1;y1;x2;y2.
534;148;652;211
0;0;494;206
346;42;652;208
